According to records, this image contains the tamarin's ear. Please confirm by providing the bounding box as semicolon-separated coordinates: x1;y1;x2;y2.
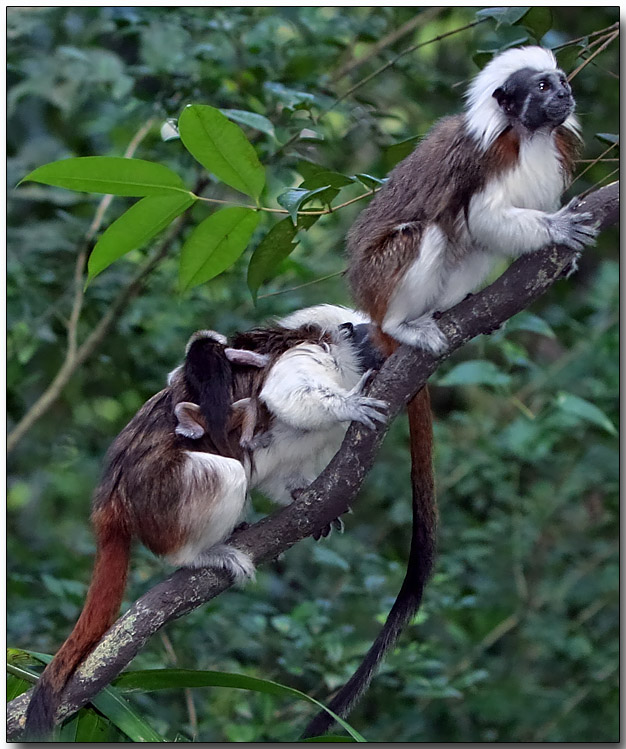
224;349;270;368
175;402;206;439
492;85;515;114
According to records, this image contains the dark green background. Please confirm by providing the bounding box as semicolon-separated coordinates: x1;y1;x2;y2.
7;7;618;742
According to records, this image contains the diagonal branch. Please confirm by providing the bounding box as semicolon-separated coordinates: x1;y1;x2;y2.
6;182;618;738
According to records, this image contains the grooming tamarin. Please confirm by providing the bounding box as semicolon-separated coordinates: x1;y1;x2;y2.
24;305;386;737
304;46;598;736
180;304;388;512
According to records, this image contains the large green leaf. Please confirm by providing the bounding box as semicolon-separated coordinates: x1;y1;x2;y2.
178;104;266;199
87;193;196;281
247;214;318;301
114;668;366;742
179;207;260;291
21;157;189;196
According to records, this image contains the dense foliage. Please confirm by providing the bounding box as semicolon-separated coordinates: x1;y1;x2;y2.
7;7;618;742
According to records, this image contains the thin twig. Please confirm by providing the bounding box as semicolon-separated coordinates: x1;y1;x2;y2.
159;632;198;739
571;141;619;186
331;8;443;83
552;21;619;51
568;29;619;81
7;118;158;454
330;18;486;111
256;270;346;300
7;217;185;454
195;187;378;216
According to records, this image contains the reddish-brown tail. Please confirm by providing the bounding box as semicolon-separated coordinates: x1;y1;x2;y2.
23;506;131;739
302;387;437;738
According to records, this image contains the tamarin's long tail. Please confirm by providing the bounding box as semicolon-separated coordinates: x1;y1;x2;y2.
23;506;131;739
302;387;437;738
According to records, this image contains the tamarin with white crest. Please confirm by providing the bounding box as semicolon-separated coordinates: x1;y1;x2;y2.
304;45;598;738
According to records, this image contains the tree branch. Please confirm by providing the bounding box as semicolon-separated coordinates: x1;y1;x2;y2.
7;182;618;738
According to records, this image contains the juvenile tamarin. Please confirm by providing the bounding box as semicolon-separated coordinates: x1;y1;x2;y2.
24;305;386;737
304;46;598;737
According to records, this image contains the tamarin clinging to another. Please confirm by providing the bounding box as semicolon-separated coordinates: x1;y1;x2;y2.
304;45;598;737
23;305;387;738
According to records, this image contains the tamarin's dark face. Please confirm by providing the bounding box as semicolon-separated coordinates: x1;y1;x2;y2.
492;67;574;131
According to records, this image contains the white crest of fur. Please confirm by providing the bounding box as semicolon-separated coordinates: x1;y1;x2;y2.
278;304;369;332
465;45;580;150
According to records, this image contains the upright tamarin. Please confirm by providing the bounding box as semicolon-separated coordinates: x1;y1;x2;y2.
304;46;598;737
23;304;387;738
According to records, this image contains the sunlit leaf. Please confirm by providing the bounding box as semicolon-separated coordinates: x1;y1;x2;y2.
178;104;265;199
179;207;260;291
88;193;195;280
21;157;189;196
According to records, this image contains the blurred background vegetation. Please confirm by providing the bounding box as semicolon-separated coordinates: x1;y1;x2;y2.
7;6;618;742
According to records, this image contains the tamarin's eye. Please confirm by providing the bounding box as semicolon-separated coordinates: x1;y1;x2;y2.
537;80;549;91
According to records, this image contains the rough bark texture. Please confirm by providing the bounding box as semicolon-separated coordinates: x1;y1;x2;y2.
7;182;618;738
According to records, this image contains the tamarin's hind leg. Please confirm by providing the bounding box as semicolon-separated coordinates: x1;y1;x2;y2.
165;452;254;583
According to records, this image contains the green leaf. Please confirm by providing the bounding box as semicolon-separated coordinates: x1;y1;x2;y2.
113;668;366;742
555;392;617;436
300;172;355;190
383;135;421;169
297;160;328;180
7;674;31;702
88;193;196;280
74;709;117;742
12;652;165;743
521;7;552;40
438;360;512;388
476;7;530;27
595;133;619;146
277;186;329;225
220;108;276;139
506;311;556;338
179;207;260;291
247;214;318;301
555;45;581;74
178;104;265;199
21;157;189;196
263;81;317;110
91;689;166;742
353;173;386;189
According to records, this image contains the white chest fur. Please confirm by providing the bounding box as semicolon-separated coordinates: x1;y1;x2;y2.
491;132;565;212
